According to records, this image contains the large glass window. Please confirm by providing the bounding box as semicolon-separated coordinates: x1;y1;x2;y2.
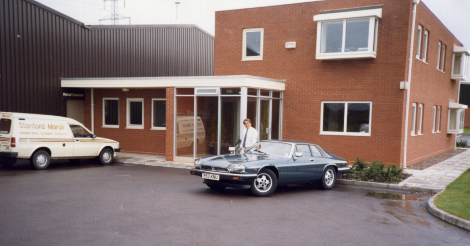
152;99;166;129
316;15;379;59
126;98;143;129
103;98;119;127
322;102;371;136
220;97;241;155
243;28;264;60
176;97;195;157
197;97;218;157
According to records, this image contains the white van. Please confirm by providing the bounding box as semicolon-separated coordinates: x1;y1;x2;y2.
0;112;120;170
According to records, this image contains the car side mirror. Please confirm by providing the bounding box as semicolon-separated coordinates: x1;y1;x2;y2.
229;147;235;154
295;152;303;157
91;134;96;138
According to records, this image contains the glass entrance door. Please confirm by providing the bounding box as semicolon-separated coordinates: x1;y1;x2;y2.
260;99;270;140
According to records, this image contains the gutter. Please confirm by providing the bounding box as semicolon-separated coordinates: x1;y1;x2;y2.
403;0;420;168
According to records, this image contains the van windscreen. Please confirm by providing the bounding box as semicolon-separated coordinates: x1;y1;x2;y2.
0;119;12;134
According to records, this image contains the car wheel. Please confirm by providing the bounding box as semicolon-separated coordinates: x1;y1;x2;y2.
250;169;277;197
30;150;50;170
319;166;336;190
206;183;227;191
99;148;113;165
0;157;17;168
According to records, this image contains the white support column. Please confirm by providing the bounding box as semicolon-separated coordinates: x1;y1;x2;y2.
91;88;94;133
240;87;248;135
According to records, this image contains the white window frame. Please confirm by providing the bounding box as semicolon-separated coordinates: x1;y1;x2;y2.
432;106;436;133
423;30;429;62
126;98;144;129
447;101;468;134
436;106;441;133
151;98;166;130
437;41;442;70
416;25;422;59
440;44;447;72
418;103;424;135
242;28;264;61
411;103;417;136
314;7;382;60
102;98;119;128
320;101;372;136
451;45;470;80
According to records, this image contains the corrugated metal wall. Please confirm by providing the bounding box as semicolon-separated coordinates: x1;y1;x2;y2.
0;0;214;116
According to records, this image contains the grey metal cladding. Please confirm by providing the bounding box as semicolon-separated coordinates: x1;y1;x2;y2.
0;0;214;116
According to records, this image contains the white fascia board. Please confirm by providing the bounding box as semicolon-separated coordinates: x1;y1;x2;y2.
314;8;382;21
61;76;286;91
453;45;470;55
449;101;468;109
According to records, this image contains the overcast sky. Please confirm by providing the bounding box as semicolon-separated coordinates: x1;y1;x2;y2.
36;0;470;51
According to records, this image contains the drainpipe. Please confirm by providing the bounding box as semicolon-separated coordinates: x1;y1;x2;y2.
91;88;94;133
403;0;420;168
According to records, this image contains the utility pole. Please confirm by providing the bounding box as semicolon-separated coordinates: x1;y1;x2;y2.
99;0;131;25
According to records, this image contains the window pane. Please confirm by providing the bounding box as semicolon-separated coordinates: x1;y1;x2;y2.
104;100;119;125
346;103;370;133
321;21;343;53
296;145;312;158
221;88;241;95
453;53;462;75
310;146;323;157
345;18;369;52
246;31;261;56
153;100;166;127
323;103;344;132
247;97;258;129
0;119;12;134
271;99;281;140
130;101;142;125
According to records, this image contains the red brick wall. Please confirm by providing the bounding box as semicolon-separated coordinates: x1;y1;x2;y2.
83;88;167;155
214;0;461;167
165;88;174;161
405;2;462;166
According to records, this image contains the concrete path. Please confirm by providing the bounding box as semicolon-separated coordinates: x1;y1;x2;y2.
399;148;470;191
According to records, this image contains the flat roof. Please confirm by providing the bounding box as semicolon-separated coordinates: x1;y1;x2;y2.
61;75;286;91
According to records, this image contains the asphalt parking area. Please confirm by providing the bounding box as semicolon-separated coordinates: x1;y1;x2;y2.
1;160;469;246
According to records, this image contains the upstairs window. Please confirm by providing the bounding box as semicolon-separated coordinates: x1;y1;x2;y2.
416;25;422;59
451;45;470;81
242;28;264;61
437;42;446;71
423;30;429;62
314;6;382;60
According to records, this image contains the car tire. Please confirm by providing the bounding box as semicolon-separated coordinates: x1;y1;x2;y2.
319;166;336;190
250;169;277;197
30;150;50;170
206;183;227;191
99;148;113;165
0;157;17;168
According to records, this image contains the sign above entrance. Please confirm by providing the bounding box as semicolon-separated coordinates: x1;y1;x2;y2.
62;89;85;99
195;88;219;95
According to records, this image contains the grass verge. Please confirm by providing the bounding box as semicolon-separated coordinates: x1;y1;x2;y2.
434;168;470;221
463;128;470;135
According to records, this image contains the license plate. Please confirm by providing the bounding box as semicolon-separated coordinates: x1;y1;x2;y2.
202;173;220;181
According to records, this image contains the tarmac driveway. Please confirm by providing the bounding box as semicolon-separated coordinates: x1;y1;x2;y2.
1;160;469;246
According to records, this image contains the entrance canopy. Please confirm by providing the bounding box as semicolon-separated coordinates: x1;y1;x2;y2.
61;75;286;91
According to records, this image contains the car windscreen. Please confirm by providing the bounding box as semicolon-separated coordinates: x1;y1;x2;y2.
0;118;12;134
253;142;292;157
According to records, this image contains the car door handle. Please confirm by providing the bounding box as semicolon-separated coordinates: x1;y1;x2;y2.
75;140;80;142
310;158;314;161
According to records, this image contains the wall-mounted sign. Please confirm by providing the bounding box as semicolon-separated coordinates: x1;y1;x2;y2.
62;89;85;99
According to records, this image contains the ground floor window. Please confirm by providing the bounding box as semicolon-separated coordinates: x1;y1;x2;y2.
152;99;166;129
321;101;371;136
127;98;144;129
103;98;119;127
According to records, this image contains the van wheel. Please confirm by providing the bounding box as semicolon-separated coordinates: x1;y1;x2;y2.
0;157;17;168
99;148;113;165
30;150;50;170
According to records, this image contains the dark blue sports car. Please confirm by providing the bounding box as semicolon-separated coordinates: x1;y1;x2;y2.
190;140;350;197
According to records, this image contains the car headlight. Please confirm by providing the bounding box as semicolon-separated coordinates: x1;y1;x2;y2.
228;164;245;173
194;159;201;168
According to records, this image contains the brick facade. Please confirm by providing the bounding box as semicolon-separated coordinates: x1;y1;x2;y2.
214;0;462;167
